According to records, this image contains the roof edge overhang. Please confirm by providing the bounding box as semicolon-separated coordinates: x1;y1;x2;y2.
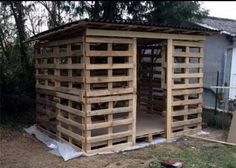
26;19;220;42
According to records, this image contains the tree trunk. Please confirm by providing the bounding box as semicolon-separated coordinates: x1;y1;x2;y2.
102;1;116;20
0;26;9;59
93;1;100;19
9;1;29;69
40;1;60;28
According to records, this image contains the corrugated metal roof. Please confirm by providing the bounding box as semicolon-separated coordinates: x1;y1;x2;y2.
199;16;236;37
29;18;219;41
83;18;217;30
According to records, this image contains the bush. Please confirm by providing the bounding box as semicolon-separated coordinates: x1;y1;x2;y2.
202;108;232;129
0;44;36;129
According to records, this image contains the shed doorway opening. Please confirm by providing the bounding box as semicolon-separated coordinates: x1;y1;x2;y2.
136;38;167;141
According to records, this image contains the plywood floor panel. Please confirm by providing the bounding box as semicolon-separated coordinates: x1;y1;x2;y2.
136;113;165;137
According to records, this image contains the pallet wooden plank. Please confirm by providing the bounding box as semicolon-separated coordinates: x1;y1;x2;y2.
86;29;206;41
38;37;83;47
172;88;203;96
35;64;84;69
87;130;132;143
57;115;84;130
87;118;132;130
57;125;84;142
86;50;132;57
172;73;203;78
86;63;133;70
88;106;133;116
172;118;202;127
173;41;204;47
56;103;85;117
87;94;133;103
166;39;173;142
173;63;203;68
173;52;203;57
172;98;201;106
172;108;202;116
173;83;203;89
86;37;133;44
132;37;137;144
86;142;132;154
86;88;133;97
86;76;132;83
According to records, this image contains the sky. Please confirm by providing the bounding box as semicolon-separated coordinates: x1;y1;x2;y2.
201;1;236;20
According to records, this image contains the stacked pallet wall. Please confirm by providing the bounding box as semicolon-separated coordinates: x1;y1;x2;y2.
35;37;85;150
170;40;204;136
83;36;137;153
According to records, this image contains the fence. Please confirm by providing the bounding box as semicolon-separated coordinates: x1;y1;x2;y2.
203;71;236;112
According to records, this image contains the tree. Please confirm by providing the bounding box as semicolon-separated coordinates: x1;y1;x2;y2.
0;1;35;123
86;1;101;19
85;1;208;24
38;1;86;28
146;1;208;24
39;1;62;28
2;1;30;68
125;1;148;21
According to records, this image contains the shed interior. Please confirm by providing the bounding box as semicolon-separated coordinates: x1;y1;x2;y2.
136;38;166;140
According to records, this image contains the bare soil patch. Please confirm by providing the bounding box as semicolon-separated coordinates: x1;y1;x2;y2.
0;127;235;168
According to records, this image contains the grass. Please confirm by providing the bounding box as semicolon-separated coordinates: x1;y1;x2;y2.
147;140;236;168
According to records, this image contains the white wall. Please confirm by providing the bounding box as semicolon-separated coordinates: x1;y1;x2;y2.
229;47;236;99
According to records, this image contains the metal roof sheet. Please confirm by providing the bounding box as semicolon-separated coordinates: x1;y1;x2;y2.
199;16;236;37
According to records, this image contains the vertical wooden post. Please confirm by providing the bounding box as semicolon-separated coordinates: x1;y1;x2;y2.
166;39;173;142
54;46;62;139
132;38;137;144
107;43;113;147
82;34;90;152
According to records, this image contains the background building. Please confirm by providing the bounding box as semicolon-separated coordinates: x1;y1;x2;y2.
197;16;236;110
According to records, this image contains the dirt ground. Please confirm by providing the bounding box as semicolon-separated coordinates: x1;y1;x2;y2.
197;127;229;141
0;127;234;168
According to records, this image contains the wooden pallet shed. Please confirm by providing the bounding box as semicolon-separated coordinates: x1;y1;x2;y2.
30;19;217;153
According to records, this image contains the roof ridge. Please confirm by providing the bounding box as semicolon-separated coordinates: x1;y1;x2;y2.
205;16;236;22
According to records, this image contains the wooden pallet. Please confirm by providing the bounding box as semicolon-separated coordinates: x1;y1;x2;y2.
83;36;137;152
170;40;204;137
34;30;205;153
35;37;85;151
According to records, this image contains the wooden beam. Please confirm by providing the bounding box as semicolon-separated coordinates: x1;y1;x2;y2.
86;37;133;44
173;41;204;47
86;28;206;41
32;22;86;41
132;38;137;144
166;39;173;142
38;37;83;47
185;135;236;146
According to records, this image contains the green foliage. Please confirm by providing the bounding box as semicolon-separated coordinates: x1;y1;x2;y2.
85;1;208;24
202;108;232;129
0;1;35;127
147;1;208;24
1;42;35;123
